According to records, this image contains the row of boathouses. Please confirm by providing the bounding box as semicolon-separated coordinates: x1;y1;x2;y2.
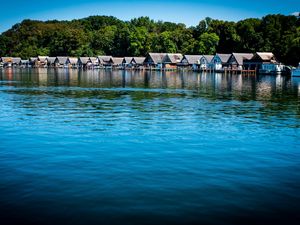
0;52;287;74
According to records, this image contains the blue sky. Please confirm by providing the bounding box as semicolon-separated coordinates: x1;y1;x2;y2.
0;0;299;33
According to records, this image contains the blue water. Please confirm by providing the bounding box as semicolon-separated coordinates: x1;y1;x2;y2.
0;68;300;225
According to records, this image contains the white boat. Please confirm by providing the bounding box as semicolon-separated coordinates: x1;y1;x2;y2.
292;63;300;77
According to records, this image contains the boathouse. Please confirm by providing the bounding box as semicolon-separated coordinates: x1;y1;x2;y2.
1;57;12;67
144;53;167;69
12;58;22;66
163;53;183;69
37;56;48;67
179;55;201;70
211;54;231;70
98;56;113;68
29;57;38;67
78;57;92;69
89;57;99;68
20;60;30;68
227;53;254;70
111;57;124;69
123;57;133;68
0;57;21;67
47;57;56;67
244;52;282;73
54;57;69;68
199;55;214;70
130;57;146;69
68;58;78;68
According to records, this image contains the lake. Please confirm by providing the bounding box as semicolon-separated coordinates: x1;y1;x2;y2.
0;68;300;225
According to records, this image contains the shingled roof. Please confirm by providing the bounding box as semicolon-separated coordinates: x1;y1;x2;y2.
68;57;78;64
89;57;98;64
47;57;56;64
131;57;146;65
38;56;48;63
201;55;214;64
164;53;183;64
112;57;124;65
255;52;276;61
230;53;254;65
98;56;112;64
56;57;68;64
203;55;214;63
215;54;231;63
145;53;167;64
181;55;202;65
79;57;90;64
123;57;133;64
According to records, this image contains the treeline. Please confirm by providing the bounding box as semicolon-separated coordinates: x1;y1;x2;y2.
0;15;299;65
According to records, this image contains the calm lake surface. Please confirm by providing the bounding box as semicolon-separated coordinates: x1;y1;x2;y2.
0;68;300;225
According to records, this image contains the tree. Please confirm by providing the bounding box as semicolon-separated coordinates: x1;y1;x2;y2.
196;33;219;54
236;18;263;52
91;26;117;55
154;31;177;53
49;28;88;56
128;26;151;56
0;14;299;65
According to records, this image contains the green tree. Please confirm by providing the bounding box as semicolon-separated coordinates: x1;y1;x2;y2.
49;28;88;56
91;26;117;55
154;31;177;53
196;32;219;54
0;14;299;65
128;26;152;56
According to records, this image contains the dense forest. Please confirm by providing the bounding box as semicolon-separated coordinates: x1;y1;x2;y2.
0;14;299;66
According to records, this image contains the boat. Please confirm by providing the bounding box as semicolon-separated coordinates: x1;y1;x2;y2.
292;63;300;77
259;63;283;74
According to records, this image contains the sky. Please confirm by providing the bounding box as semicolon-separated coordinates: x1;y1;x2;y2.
0;0;299;33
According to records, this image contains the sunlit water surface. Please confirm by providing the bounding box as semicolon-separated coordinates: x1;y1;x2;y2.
0;68;300;225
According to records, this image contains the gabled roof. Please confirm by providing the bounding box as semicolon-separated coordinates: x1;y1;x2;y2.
56;57;68;64
123;57;133;64
255;52;276;61
201;55;214;63
247;52;278;63
131;57;145;64
112;57;124;65
146;53;167;64
181;55;202;64
98;56;112;64
214;54;231;63
68;57;78;64
230;53;254;65
38;56;48;63
89;57;98;64
47;57;56;64
79;57;91;64
164;53;183;64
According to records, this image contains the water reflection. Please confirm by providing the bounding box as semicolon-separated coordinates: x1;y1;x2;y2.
0;68;299;100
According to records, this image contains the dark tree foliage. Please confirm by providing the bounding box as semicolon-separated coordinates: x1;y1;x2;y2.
0;14;299;66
